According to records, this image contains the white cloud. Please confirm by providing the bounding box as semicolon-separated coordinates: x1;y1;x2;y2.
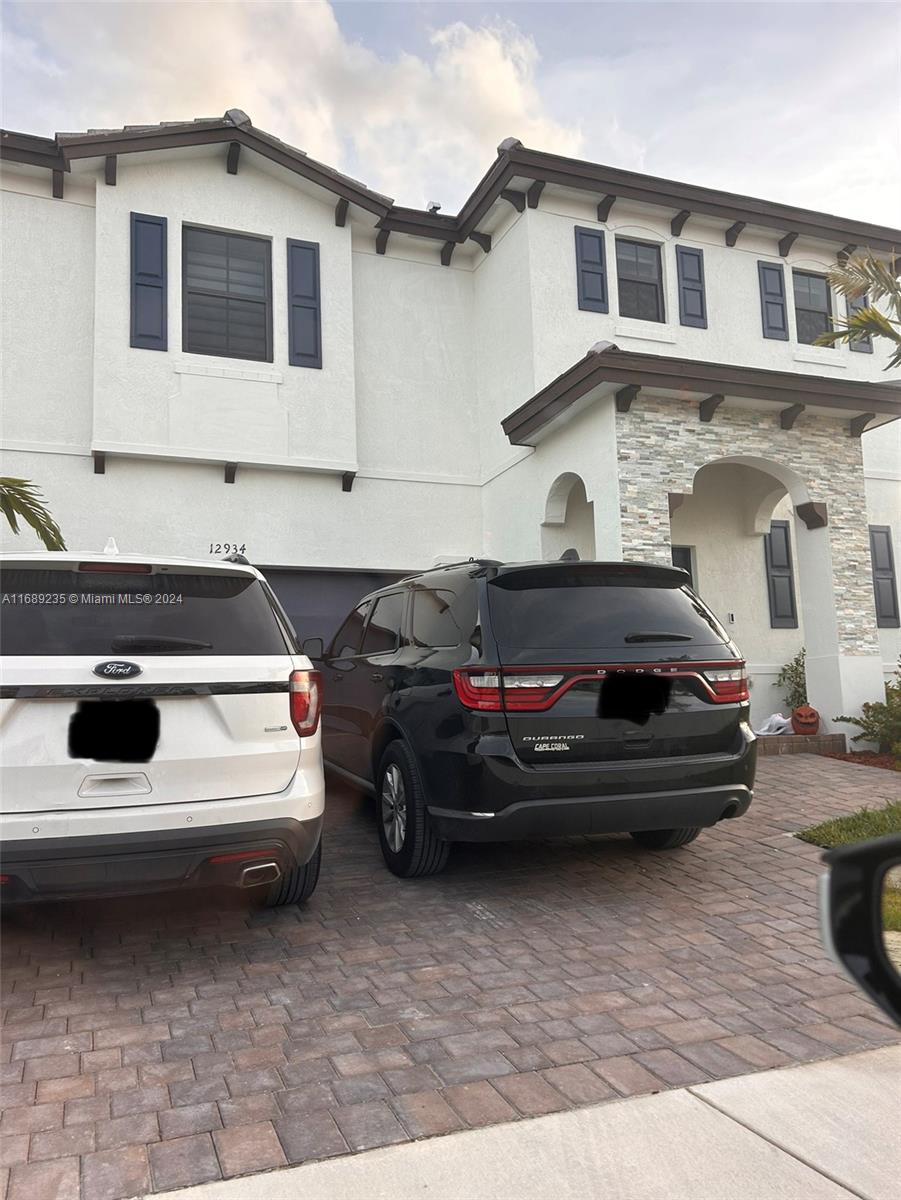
538;9;900;225
1;1;897;223
0;2;582;209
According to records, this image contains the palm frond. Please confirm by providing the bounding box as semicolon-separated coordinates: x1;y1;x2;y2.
0;477;66;551
825;251;901;323
815;311;901;367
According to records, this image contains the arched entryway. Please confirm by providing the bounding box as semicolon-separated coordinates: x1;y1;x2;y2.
667;452;881;730
541;473;596;560
670;459;803;722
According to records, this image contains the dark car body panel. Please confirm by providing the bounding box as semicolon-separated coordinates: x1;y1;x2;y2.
320;560;756;842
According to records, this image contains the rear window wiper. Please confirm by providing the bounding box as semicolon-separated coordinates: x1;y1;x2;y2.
110;635;213;652
624;631;693;643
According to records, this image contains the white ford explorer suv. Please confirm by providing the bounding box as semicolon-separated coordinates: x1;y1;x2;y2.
0;551;324;906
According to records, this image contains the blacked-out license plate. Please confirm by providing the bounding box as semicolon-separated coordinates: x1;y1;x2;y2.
68;699;160;762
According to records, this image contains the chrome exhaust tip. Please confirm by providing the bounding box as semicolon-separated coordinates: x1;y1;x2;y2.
239;862;281;888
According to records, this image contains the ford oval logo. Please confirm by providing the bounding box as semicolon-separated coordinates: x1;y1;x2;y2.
93;660;142;679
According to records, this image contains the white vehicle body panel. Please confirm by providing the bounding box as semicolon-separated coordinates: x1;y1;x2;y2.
0;551;325;859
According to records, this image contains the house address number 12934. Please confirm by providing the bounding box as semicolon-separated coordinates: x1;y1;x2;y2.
209;543;247;556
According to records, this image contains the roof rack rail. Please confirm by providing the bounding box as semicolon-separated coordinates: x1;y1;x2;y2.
395;558;502;585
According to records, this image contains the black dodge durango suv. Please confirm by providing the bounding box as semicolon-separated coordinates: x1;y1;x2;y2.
314;560;756;877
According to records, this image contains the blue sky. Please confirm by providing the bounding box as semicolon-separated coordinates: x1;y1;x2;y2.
2;1;898;222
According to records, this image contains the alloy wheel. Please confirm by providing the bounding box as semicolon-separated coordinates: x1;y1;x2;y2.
380;763;407;853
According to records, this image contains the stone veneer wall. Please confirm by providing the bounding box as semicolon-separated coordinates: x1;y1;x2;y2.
616;397;879;654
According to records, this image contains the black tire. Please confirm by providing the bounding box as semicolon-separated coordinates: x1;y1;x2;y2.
630;827;702;850
376;741;450;878
265;839;322;906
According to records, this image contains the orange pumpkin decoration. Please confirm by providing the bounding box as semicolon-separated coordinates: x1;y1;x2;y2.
791;705;820;736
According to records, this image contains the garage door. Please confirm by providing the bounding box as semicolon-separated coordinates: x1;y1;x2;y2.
261;567;412;649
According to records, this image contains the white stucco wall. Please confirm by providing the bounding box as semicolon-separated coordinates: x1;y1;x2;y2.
523;194;896;387
472;212;536;480
1;186;95;451
480;398;621;563
1;150;898;713
91;154;358;468
352;249;478;479
0;446;481;571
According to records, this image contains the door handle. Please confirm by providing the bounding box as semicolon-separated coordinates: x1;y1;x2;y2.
370;672;384;682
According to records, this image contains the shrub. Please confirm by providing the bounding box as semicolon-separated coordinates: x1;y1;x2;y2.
776;648;807;711
836;660;901;760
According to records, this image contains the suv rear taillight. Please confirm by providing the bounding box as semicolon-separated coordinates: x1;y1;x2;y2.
289;669;322;736
453;669;565;712
702;667;749;703
453;662;749;711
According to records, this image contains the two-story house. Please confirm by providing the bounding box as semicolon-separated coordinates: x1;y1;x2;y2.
2;109;899;727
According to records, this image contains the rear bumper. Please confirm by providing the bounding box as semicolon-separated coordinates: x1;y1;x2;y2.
428;784;751;842
0;816;322;901
421;721;756;842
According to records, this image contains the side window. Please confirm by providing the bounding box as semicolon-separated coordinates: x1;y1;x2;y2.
360;592;405;656
412;588;464;648
870;526;900;628
764;521;798;629
331;602;370;658
615;238;664;322
182;225;272;362
793;271;832;346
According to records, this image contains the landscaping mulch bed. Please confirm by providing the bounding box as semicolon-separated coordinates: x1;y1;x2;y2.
819;751;899;772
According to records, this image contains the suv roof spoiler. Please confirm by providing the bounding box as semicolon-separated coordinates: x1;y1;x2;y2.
389;558;689;592
489;561;690;585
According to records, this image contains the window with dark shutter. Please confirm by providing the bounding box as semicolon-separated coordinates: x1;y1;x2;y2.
182;226;272;362
758;262;789;340
616;238;664;322
130;213;167;350
793;271;832;346
869;526;900;627
764;520;798;628
675;246;707;329
574;227;608;313
287;239;322;368
848;292;874;354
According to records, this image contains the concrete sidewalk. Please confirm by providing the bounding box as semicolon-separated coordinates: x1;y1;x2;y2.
152;1046;901;1200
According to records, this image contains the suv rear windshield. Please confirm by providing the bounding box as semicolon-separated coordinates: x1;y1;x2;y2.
488;566;729;650
1;569;290;656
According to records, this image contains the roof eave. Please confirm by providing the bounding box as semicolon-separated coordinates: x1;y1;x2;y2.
502;349;901;445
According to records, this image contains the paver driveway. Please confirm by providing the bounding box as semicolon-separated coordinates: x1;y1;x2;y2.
2;756;899;1199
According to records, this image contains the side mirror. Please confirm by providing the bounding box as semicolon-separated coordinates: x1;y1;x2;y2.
302;637;324;660
819;834;901;1026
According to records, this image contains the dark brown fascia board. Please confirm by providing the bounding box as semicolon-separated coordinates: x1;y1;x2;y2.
502;348;901;445
499;147;901;255
49;121;395;218
0;129;66;170
379;205;460;242
7;123;900;255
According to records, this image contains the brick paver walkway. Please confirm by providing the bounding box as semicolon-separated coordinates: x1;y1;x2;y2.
2;756;899;1199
